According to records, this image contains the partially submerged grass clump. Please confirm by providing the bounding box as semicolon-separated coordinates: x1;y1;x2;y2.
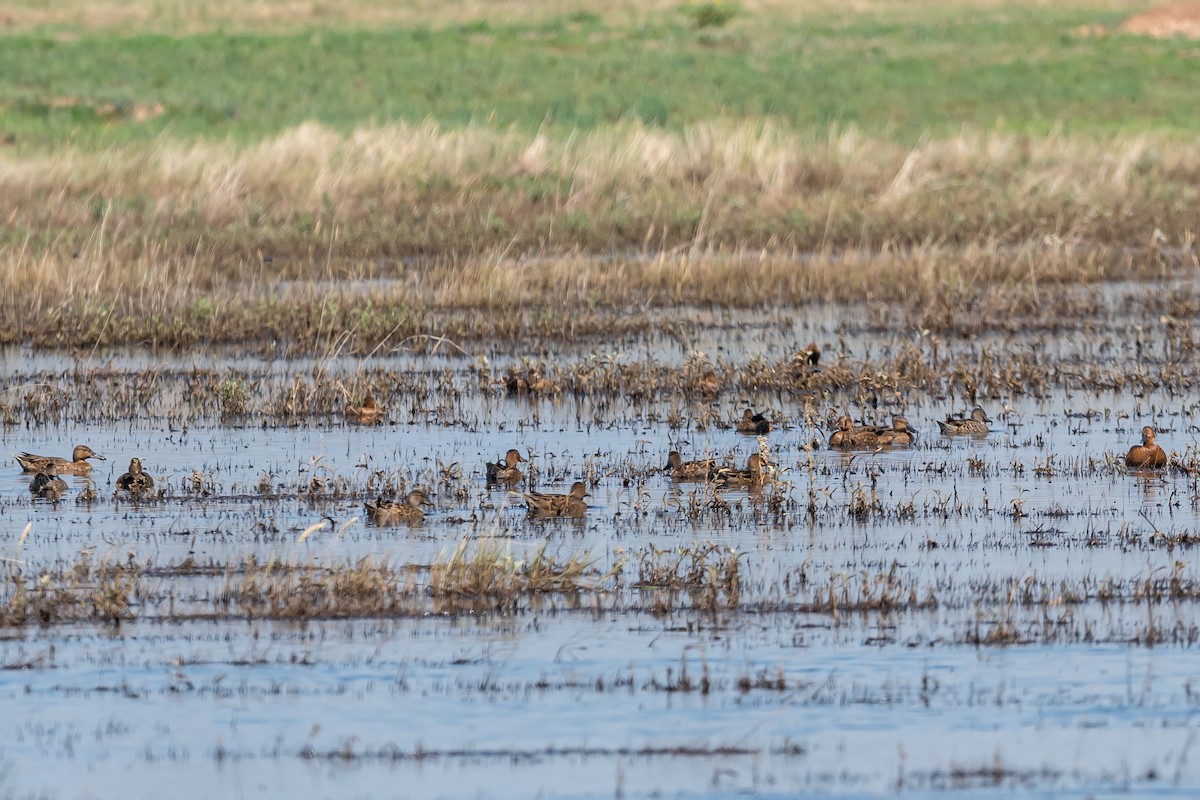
217;555;416;619
634;543;742;610
430;538;609;596
1;551;137;626
10;543;1200;647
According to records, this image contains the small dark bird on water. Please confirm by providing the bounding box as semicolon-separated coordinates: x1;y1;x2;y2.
30;465;67;499
736;408;771;435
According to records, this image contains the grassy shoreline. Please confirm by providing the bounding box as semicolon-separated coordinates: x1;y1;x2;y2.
1;1;1196;350
2;122;1196;350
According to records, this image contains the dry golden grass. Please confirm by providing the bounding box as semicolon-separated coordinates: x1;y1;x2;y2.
430;538;610;598
1;119;1195;339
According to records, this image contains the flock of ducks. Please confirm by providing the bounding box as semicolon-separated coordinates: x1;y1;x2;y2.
825;406;991;450
364;447;591;524
365;407;1170;525
14;408;1170;519
16;446;153;501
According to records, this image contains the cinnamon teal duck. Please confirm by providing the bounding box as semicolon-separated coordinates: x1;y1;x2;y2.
1125;426;1167;469
29;466;67;500
365;489;433;524
664;450;717;481
16;445;105;475
524;481;589;518
486;449;527;485
691;370;722;399
938;406;992;436
345;395;385;424
116;458;155;493
713;453;771;489
794;342;820;369
828;416;880;450
736;408;771;435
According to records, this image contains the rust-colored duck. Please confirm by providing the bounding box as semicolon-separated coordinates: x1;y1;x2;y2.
345;395;385;425
1125;426;1167;469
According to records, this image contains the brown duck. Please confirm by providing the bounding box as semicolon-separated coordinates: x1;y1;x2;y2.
486;449;527;485
346;395;385;424
713;453;771;489
794;342;821;369
828;416;880;450
736;408;771;435
16;445;105;475
693;370;722;399
1125;426;1167;469
116;458;155;493
866;416;917;446
525;481;589;518
30;466;67;500
365;490;433;524
664;451;716;481
938;406;992;436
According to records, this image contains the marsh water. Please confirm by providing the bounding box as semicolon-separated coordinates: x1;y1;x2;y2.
4;279;1200;798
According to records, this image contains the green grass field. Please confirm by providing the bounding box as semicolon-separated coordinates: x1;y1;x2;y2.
1;3;1193;149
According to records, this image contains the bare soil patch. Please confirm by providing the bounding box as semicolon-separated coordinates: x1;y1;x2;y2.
1121;2;1200;38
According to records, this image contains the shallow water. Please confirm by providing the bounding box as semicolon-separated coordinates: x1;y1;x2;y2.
4;280;1200;798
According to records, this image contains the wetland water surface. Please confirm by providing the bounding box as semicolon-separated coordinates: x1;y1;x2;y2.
3;281;1200;798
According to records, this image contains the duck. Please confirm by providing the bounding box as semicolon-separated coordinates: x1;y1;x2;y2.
866;416;917;446
345;395;385;424
486;449;527;485
793;342;821;369
938;406;992;436
116;458;155;493
1125;426;1167;469
736;408;771;435
524;481;589;518
713;453;771;489
828;416;880;450
664;451;716;481
15;445;105;475
29;466;67;500
365;489;433;524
